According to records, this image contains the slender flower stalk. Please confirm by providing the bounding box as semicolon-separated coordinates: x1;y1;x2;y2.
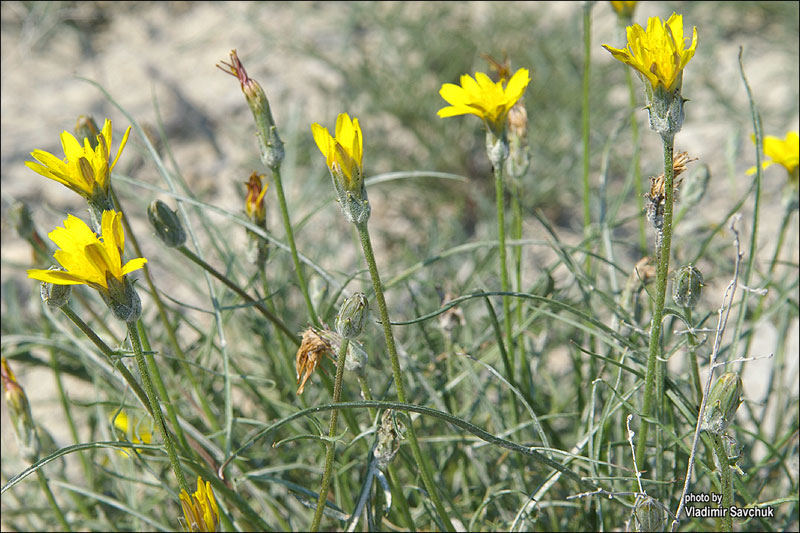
603;12;698;472
127;321;189;494
312;112;455;530
310;336;350;531
218;50;320;327
438;67;530;360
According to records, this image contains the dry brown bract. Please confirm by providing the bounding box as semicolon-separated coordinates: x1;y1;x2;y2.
645;151;697;229
295;327;334;395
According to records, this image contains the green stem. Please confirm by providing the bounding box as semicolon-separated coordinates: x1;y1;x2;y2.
635;135;675;471
494;162;513;363
59;306;151;417
355;221;455;532
310;337;350;531
581;2;593;250
711;434;734;532
685;308;703;406
271;168;320;327
36;469;71;532
126;322;189;494
111;187;217;435
178;245;299;345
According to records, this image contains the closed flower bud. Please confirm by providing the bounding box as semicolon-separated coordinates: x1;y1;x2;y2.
633;496;665;532
148;200;186;248
218;50;284;170
2;358;41;462
702;372;743;436
336;293;369;339
40;267;71;308
673;264;703;308
75;115;101;149
505;102;530;180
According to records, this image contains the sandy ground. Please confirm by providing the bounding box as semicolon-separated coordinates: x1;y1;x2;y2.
1;1;798;525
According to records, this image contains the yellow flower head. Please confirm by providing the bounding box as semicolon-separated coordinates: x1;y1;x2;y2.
180;476;220;533
602;13;698;92
438;68;530;135
26;119;131;201
311;113;364;190
112;410;152;445
27;210;147;290
747;132;799;181
609;1;638;19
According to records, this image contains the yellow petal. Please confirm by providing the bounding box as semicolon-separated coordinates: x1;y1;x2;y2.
27;268;87;285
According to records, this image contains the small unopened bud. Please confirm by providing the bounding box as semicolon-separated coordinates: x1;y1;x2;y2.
148;200;186;248
673;264;703;308
40;267;71;308
336;293;369;339
75;115;101;149
702;372;743;436
505;102;530;179
374;410;405;470
102;275;142;323
2;358;41;462
217;50;284;169
633;496;665;532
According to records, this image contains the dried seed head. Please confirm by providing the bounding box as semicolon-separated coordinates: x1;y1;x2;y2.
295;328;334;395
644;152;696;232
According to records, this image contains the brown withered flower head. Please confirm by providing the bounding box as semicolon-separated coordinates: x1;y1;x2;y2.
295;327;334;395
244;171;267;225
645;151;696;231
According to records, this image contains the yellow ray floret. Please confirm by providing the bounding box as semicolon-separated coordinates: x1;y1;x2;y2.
27;210;147;289
180;476;220;532
747;131;799;177
602;13;698;91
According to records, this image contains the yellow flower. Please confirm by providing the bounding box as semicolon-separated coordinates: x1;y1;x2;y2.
437;68;530;135
609;1;638;19
112;410;152;445
244;171;268;224
180;476;220;533
747;132;799;179
27;210;147;290
26;119;131;201
602;13;698;92
311;113;364;190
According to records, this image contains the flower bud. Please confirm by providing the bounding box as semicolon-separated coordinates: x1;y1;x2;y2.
505;102;530;180
336;293;369;339
702;372;743;436
102;275;142;323
2;358;41;462
485;129;510;171
633;496;665;532
218;50;284;169
673;264;703;308
374;410;405;470
40;267;72;308
148;200;186;248
75;115;101;150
